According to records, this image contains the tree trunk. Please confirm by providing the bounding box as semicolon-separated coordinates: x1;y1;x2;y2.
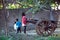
2;0;8;36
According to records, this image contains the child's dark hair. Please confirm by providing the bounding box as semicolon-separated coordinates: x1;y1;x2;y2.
16;19;18;21
22;12;25;16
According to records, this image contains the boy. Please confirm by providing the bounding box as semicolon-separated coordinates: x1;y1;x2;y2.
16;19;22;33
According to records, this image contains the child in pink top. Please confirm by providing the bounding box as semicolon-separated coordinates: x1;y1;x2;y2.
22;12;27;33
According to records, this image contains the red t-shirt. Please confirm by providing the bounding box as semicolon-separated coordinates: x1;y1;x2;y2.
22;16;27;24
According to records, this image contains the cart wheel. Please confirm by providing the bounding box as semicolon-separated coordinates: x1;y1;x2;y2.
36;21;57;36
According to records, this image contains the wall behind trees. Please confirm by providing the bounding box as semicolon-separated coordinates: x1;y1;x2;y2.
0;8;29;33
0;8;60;34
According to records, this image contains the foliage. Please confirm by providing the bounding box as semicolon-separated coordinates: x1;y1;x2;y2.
25;0;52;14
6;3;21;9
0;0;58;13
0;4;3;9
1;0;57;10
16;1;34;8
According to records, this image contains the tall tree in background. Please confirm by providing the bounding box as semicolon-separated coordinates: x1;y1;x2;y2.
2;0;8;36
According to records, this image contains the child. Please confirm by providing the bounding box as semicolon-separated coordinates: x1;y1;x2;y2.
22;12;27;33
15;19;22;33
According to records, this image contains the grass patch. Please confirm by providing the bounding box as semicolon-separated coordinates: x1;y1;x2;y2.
0;36;9;40
34;34;60;40
0;34;60;40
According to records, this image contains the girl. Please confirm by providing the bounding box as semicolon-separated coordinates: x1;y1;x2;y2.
22;12;27;33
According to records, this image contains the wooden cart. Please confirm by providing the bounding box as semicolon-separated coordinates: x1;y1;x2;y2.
27;19;57;36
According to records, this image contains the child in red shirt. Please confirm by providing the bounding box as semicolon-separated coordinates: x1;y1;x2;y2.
22;12;27;33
